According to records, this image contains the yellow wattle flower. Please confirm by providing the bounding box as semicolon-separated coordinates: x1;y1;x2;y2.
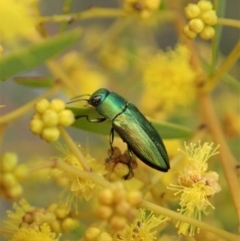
10;223;59;241
0;0;39;41
141;44;196;115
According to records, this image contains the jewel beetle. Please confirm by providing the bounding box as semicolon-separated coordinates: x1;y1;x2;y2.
72;88;170;174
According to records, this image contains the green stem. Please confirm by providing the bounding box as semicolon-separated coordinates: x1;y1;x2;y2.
140;200;240;241
203;40;240;93
58;126;91;172
60;0;74;32
0;85;60;125
217;18;240;28
40;7;125;23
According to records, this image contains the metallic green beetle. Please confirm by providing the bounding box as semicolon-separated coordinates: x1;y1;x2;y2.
74;88;170;173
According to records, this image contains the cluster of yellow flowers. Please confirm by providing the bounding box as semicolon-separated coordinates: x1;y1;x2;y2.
1;0;238;239
0;152;29;199
169;142;221;235
6;199;79;237
0;0;39;41
29;99;75;142
183;0;218;40
123;0;161;18
96;182;142;230
116;209;169;241
47;203;79;233
10;223;59;241
53;145;106;201
141;44;196;115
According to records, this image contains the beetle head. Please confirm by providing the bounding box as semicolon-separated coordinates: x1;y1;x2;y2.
88;88;110;107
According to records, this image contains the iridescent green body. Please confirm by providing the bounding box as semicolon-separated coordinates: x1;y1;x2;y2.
83;88;170;172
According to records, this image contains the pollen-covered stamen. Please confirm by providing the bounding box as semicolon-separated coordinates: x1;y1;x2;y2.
115;209;169;241
168;141;221;236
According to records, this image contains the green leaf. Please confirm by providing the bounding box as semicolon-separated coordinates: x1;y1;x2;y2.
210;0;226;74
68;107;193;139
0;30;80;80
14;76;53;87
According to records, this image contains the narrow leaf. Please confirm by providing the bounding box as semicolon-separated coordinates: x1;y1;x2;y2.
210;0;226;74
0;30;80;80
68;107;193;139
14;76;53;87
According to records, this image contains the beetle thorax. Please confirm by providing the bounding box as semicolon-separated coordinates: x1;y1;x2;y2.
95;92;128;121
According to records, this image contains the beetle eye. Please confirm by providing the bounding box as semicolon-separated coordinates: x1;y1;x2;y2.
89;95;102;107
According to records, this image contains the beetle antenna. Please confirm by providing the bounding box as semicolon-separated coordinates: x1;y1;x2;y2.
67;98;90;105
67;94;91;104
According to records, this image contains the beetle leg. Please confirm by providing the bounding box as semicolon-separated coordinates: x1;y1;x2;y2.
75;114;106;123
127;145;133;159
123;144;133;180
108;127;115;159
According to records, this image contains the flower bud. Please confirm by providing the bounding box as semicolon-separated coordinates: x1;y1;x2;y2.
189;18;205;33
41;127;60;142
29;119;44;135
98;189;114;205
51;220;61;233
22;212;34;223
110;215;127;230
113;185;126;203
200;26;215;40
55;206;69;219
7;183;23;198
49;99;66;112
96;232;112;241
2;173;17;187
185;3;201;19
115;201;130;216
108;172;119;182
127;191;142;205
146;0;160;10
197;0;213;12
84;227;101;241
61;217;79;232
58;110;75;126
183;25;197;39
0;152;18;171
35;99;49;114
201;10;218;25
42;109;59;127
96;205;113;219
114;162;129;177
